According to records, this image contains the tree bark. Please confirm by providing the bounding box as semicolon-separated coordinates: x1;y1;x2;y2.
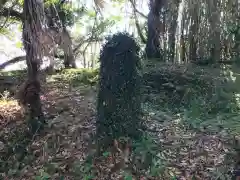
168;0;180;62
145;0;163;59
59;27;76;69
145;9;161;59
1;5;76;70
22;0;45;134
206;0;221;63
0;36;86;70
188;1;199;62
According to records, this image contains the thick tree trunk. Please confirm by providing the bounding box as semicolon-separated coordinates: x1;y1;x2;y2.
22;0;45;134
145;0;163;59
188;2;199;62
146;11;161;59
232;0;240;59
168;1;180;62
206;0;220;63
61;28;76;69
180;33;186;63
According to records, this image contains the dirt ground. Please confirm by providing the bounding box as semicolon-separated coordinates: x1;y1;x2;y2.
0;80;239;180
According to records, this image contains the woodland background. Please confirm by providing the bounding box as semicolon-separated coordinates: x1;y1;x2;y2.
0;0;240;179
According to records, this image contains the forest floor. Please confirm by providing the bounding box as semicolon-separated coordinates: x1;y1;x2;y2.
0;67;240;180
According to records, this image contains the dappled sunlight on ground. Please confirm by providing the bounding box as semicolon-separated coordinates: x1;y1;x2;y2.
146;113;235;179
0;99;24;128
0;78;239;179
0;82;97;179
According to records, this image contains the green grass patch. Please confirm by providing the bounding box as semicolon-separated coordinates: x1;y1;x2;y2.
0;69;27;77
144;89;240;136
50;68;99;86
142;64;240;136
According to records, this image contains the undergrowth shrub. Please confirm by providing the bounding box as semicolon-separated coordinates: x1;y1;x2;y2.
0;69;27;77
51;68;99;86
96;32;143;151
143;62;239;114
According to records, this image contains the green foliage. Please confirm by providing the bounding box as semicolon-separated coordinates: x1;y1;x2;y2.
143;62;240;114
111;15;122;22
132;134;168;177
123;173;133;180
71;135;169;179
35;169;51;180
44;0;85;27
0;125;33;177
97;32;143;151
15;41;23;48
72;158;96;180
0;27;11;35
111;0;126;3
227;23;240;34
102;151;110;157
44;0;59;6
0;69;27;79
86;10;96;18
142;62;240;137
95;19;116;36
51;68;99;86
17;0;24;6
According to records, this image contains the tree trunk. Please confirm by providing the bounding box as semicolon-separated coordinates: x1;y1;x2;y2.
206;0;221;63
180;31;186;63
168;1;180;62
162;11;167;61
22;0;45;134
61;27;76;69
45;57;55;74
232;0;240;59
188;2;199;62
146;11;161;59
44;2;76;69
145;0;163;59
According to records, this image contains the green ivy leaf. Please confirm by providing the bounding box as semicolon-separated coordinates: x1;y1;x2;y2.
102;151;110;157
111;15;122;22
35;176;42;180
84;174;95;180
87;10;96;18
124;175;133;180
18;0;24;5
171;175;178;180
16;41;23;48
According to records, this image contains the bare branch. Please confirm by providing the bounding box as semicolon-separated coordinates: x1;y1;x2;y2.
0;7;23;21
129;0;146;43
0;0;8;10
129;0;147;19
0;55;26;70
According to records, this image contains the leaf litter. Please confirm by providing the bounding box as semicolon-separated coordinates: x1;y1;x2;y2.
0;80;239;180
